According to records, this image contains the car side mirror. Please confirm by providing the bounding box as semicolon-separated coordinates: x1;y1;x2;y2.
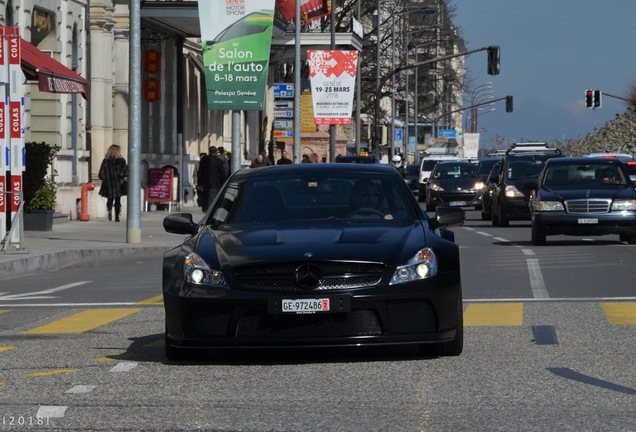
163;213;199;236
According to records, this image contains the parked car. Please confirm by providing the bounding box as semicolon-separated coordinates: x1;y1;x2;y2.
425;160;484;211
418;155;459;202
491;143;563;226
529;157;636;245
480;160;502;221
162;163;466;360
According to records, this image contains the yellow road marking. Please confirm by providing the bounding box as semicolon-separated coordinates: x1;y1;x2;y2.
464;303;524;326
0;310;10;314
135;295;163;305
26;369;80;377
0;346;15;353
22;308;142;334
600;302;636;325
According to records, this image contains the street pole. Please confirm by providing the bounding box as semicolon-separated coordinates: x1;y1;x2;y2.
127;0;141;244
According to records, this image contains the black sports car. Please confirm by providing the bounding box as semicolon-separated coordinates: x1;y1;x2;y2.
162;163;465;360
529;157;636;245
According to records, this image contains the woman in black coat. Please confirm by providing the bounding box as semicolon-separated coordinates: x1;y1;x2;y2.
98;144;128;221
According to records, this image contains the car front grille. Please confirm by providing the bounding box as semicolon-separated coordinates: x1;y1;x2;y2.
565;199;611;214
234;261;386;292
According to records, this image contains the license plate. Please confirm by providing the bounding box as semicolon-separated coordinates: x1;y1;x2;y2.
450;201;467;206
578;218;598;224
282;298;330;314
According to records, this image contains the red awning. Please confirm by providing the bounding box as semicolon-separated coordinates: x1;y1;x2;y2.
1;26;90;100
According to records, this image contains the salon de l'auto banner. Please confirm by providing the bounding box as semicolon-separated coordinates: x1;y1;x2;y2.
307;50;358;125
198;0;275;111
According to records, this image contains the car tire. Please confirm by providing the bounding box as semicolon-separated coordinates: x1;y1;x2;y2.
426;199;436;212
420;294;463;357
481;207;491;221
491;205;500;226
531;223;546;245
625;233;636;245
498;207;510;227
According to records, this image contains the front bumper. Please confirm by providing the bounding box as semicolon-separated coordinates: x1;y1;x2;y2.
532;211;636;236
428;190;482;208
164;273;461;350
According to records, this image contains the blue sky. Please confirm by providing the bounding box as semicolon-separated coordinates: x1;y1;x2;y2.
453;1;636;146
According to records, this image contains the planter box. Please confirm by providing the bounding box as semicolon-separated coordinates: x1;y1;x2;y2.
23;209;54;231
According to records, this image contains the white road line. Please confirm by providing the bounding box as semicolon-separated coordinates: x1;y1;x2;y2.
522;249;535;256
110;361;138;372
527;258;550;299
0;282;93;301
493;237;509;242
37;406;67;419
475;231;493;237
66;385;96;394
0;302;141;307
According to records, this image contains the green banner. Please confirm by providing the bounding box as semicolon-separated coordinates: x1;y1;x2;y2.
198;1;275;111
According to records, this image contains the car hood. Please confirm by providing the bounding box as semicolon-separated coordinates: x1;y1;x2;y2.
540;186;635;201
197;222;427;269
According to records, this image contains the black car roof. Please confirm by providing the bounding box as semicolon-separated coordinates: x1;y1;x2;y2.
232;162;399;180
545;157;626;166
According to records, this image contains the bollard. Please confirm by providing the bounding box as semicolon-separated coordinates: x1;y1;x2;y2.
79;182;95;221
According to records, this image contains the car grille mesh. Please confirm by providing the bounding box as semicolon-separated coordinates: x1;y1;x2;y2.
234;262;385;292
565;199;611;214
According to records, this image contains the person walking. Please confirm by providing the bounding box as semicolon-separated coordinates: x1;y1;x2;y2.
193;152;207;210
98;144;128;222
277;149;292;165
250;153;272;168
198;145;228;211
217;146;230;177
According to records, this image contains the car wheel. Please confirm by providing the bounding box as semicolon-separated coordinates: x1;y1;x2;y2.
420;294;463;357
626;233;636;245
481;207;491;221
531;223;546;245
491;206;500;226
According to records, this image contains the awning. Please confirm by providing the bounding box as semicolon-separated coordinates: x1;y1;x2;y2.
1;26;89;100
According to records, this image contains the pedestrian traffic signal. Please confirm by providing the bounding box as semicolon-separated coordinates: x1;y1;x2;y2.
505;96;513;112
585;90;594;108
487;46;500;75
593;90;602;108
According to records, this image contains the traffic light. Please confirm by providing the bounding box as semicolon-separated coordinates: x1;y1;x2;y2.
593;90;602;108
487;46;500;75
585;90;594;108
505;96;513;112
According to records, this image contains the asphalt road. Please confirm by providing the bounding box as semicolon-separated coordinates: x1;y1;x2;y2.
0;210;635;431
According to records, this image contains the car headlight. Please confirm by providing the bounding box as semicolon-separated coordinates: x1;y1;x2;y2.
474;181;485;191
534;201;564;211
390;248;438;285
183;252;228;287
504;185;524;198
612;200;636;211
429;183;444;191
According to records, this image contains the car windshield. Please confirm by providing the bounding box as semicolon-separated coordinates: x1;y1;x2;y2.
432;163;478;179
208;172;416;226
507;155;556;179
543;163;628;186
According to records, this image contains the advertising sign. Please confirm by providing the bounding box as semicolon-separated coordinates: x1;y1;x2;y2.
0;27;6;239
198;0;276;111
307;50;358;125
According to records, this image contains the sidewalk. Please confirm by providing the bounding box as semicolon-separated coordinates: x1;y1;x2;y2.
0;205;203;277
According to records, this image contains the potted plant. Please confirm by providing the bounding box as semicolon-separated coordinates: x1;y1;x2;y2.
23;142;60;231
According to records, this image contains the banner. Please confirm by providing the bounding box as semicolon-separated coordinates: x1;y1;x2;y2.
307;50;358;125
277;0;331;22
198;1;275;111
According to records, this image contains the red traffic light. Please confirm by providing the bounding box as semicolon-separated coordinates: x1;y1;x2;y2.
585;90;594;108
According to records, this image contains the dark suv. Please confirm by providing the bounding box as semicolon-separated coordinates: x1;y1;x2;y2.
491;143;563;226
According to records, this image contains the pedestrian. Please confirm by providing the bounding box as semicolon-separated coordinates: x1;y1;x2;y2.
301;154;310;163
391;154;406;178
193;152;207;210
217;146;230;177
277;149;292;165
198;145;228;211
98;144;128;222
309;153;319;163
250;153;272;168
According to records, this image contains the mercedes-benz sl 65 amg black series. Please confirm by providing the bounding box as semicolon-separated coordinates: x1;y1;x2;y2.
529;157;636;245
162;164;465;360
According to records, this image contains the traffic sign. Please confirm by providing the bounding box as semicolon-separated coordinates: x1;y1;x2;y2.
274;83;294;98
394;128;403;144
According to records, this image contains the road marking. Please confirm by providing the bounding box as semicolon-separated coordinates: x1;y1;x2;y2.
600;302;636;325
464;303;524;326
0;309;9;314
37;406;67;419
66;385;96;394
27;369;80;377
475;231;493;236
0;302;152;307
493;237;509;242
521;249;535;256
110;361;138;372
22;308;142;334
136;294;164;305
0;282;92;301
0;346;15;353
527;258;550;299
